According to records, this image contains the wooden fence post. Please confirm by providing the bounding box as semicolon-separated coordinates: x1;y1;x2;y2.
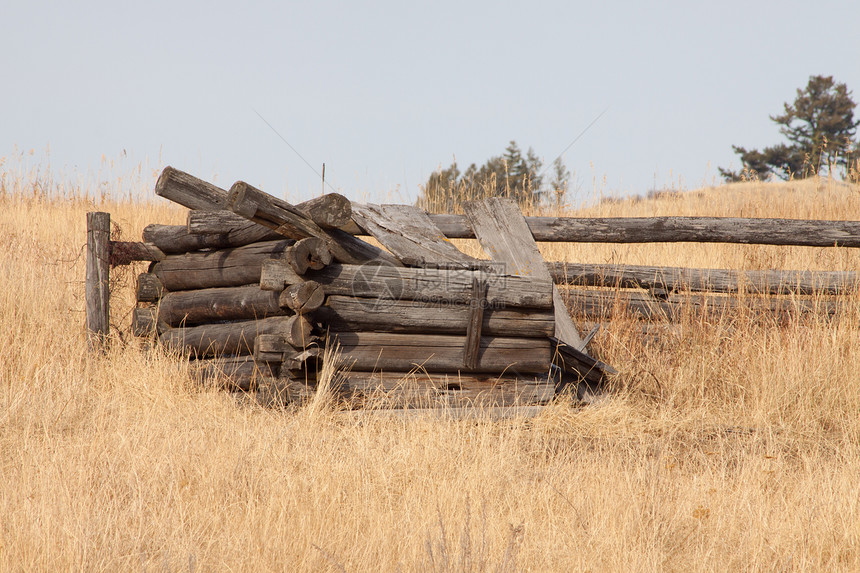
86;212;111;351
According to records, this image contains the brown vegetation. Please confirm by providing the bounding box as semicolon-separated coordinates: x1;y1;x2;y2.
2;165;860;571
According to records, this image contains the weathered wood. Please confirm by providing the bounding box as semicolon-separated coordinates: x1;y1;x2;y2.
228;181;401;266
190;355;276;392
136;273;165;302
86;212;111;350
185;194;350;247
351;203;478;267
343;405;548;420
131;306;161;337
563;288;844;321
260;258;304;291
463;278;488;369
464;198;587;351
254;334;321;364
285;237;332;274
109;241;165;265
339;371;555;408
143;223;276;254
152;240;292;291
551;337;617;386
157;285;286;327
158;315;304;357
279;281;325;313
317;296;555;337
353;212;860;247
331;332;553;373
271;264;553;309
548;262;860;296
282;347;322;372
294;194;352;229
155;166;228;210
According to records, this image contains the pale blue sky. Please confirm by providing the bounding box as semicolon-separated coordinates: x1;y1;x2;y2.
3;0;859;204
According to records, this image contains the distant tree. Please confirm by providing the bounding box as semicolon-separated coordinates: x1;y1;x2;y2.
548;157;571;208
418;141;552;211
720;75;859;181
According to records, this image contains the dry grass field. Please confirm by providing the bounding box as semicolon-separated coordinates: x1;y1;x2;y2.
2;163;860;571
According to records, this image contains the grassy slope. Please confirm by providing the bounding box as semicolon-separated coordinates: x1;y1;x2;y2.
2;173;860;571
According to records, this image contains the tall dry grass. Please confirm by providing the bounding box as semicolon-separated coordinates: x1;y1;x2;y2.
2;163;860;571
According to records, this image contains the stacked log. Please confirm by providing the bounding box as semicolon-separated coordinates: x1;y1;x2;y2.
125;167;598;408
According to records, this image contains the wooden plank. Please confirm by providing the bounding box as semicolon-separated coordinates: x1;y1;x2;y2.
351;203;479;267
86;212;111;350
331;332;552;373
347;213;860;247
463;278;488;369
549;262;859;296
464;198;586;351
338;370;554;408
317;296;554;337
298;264;553;309
157;285;286;327
228;181;401;266
152;239;292;291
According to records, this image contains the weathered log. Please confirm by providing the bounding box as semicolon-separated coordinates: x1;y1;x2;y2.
228;181;401;266
262;263;553;309
152;240;292;291
562;288;843;321
260;258;304;291
86;212;111;350
109;241;165;265
253;334;321;364
337;371;555;408
316;296;555;337
355;213;860;247
331;332;552;373
158;315;304;357
548;262;860;296
294;194;353;229
285;237;332;274
155;166;228;210
157;285;286;327
279;281;325;313
190;355;277;392
131;306;162;337
136;273;165;302
143;223;272;254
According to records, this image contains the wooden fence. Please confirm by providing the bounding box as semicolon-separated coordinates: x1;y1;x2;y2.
86;167;859;410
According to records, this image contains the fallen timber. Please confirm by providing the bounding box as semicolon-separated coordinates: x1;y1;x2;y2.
338;371;555;408
92;166;856;414
262;262;554;309
549;262;859;296
348;214;860;247
331;332;554;373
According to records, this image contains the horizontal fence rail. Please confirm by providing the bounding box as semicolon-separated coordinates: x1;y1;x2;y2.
345;215;860;247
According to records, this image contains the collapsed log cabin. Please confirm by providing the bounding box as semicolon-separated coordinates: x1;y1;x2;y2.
88;166;860;410
116;167;612;409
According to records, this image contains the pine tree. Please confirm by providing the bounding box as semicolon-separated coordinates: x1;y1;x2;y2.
721;75;859;181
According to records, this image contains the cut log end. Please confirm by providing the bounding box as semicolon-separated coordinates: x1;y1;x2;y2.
279;280;325;313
